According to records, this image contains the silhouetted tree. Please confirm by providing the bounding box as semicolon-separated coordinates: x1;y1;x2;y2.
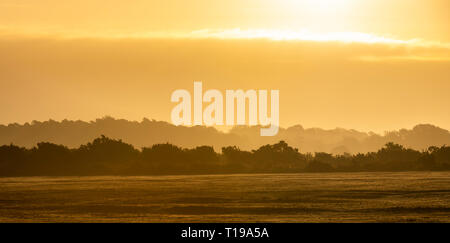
0;137;450;176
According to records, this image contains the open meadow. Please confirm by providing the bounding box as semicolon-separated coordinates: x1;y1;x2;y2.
1;172;449;222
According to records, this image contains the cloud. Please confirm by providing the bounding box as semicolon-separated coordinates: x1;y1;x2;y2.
0;31;449;132
1;27;448;63
2;27;450;47
356;55;450;62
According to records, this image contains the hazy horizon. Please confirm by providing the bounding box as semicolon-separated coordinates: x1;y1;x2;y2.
1;116;448;135
2;116;450;155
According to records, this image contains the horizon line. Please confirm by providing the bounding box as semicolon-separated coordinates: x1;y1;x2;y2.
1;116;447;136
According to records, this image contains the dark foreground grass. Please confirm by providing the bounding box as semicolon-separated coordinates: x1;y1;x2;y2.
0;172;449;222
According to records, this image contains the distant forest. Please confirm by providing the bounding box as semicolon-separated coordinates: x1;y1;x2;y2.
2;117;450;154
1;135;450;176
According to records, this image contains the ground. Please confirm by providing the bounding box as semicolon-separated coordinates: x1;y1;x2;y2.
0;172;449;222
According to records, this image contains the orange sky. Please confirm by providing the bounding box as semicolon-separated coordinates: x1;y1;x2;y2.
0;0;449;133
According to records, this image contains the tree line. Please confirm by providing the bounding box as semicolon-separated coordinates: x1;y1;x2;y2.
3;117;450;154
0;135;449;176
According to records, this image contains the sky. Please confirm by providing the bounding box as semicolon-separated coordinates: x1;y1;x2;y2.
0;0;449;133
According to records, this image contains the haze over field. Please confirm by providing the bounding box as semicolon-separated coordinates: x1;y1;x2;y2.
2;117;450;154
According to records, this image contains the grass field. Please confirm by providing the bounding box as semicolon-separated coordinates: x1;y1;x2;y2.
0;172;449;222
